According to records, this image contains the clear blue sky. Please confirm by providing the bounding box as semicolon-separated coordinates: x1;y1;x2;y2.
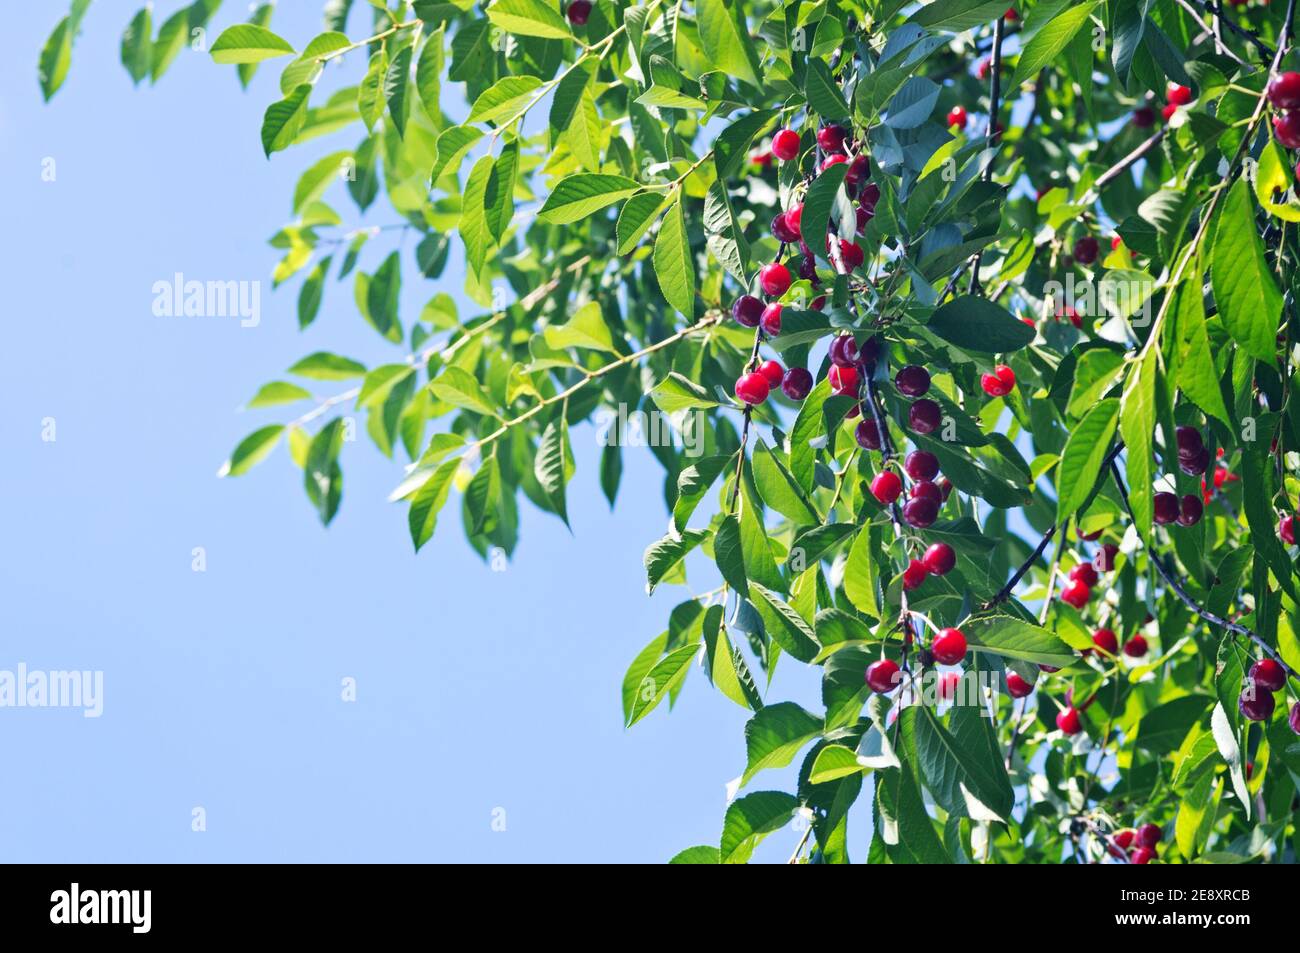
1;1;839;861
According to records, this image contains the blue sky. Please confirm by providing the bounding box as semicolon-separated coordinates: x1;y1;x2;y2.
0;1;848;862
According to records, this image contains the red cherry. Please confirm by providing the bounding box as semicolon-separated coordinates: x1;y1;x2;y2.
1175;425;1204;457
1281;515;1296;545
1250;658;1286;693
1113;829;1135;850
1239;687;1276;722
1124;634;1148;658
859;183;880;208
1133;106;1155;128
1039;664;1060;673
1153;491;1179;525
903;496;939;528
809;294;826;311
1135;823;1162;848
1003;7;1018;20
759;262;792;296
854;418;881;450
1130;846;1156;864
1274;72;1300;110
980;364;1016;397
758;359;784;388
1061;579;1090;608
845;155;870;188
731;294;763;327
1111;235;1123;250
760;302;782;336
771;128;801;161
910;480;942;504
1179;445;1210;476
871;471;903;504
1091;628;1119;656
837;239;865;270
904;450;939;481
947;106;968;129
787;203;803;236
817;124;847;153
895;365;931;397
1095;543;1119;571
1006;672;1034;698
855;205;872;233
1274;111;1300;149
1056;707;1083;734
902;558;929;591
1177;494;1203;526
566;0;592;25
976;57;991;81
734;372;770;405
1289;702;1300;734
865;658;901;694
938;478;953;501
909;399;942;435
781;367;813;400
1161;103;1178;121
1068;562;1098;587
1078;525;1103;542
1073;235;1100;264
922;542;956;576
828;334;859;367
821;154;848;172
932;628;967;665
771;211;800;244
1167;83;1193;106
829;363;859;396
937;671;960;701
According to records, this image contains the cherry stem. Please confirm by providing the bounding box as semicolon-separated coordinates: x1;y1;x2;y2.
1191;0;1278;60
983;524;1056;610
967;15;1005;296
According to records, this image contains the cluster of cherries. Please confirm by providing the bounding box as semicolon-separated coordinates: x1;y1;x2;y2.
732;122;882;408
1059;532;1118;610
1108;822;1163;864
1132;82;1195;127
1238;657;1299;730
864;626;968;696
1151;425;1211;527
1268;71;1300;151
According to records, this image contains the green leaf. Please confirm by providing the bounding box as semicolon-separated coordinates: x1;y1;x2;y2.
673;455;732;531
805;58;849;120
303;418;345;525
461;155;495;276
913;706;1013;821
963;615;1076;667
801;160;849;262
627;643;698;726
429;366;497;417
927;296;1035;353
408;456;461;551
649;373;720;415
1055;398;1119;523
1211;178;1281;364
297;255;330;329
288;352;366;380
485;139;519;242
261;84;311;157
703;180;750;284
211;24;296;64
1009;2;1099;88
752;442;819;525
120;7;152;85
719;791;798;864
430;125;483;182
653;198;696;317
696;0;762;89
616;191;666;255
742;702;822;785
38;16;74;102
247;382;312;408
384;45;412;137
910;0;1017;32
714;515;749;596
1119;349;1156;542
669;845;720;864
1256;138;1300;222
485;0;573;40
1170;274;1230;426
749;584;821;662
1135;695;1211;755
644;529;710;594
542;300;616;353
366;251;402;342
219;425;285;477
467;75;544;126
415;26;446;117
293;151;351;214
843;528;880;619
357;50;387;131
809;744;865;783
534;416;571;526
713;109;777;180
